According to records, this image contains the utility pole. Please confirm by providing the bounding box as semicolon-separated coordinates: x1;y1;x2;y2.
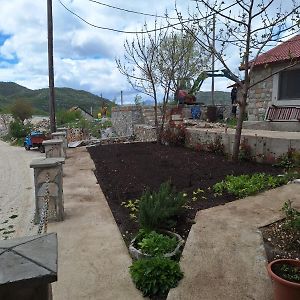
47;0;56;132
211;14;216;106
120;90;123;105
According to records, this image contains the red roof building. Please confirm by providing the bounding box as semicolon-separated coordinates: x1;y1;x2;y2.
253;34;300;67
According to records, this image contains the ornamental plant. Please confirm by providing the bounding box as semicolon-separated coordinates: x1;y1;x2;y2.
129;257;183;297
213;173;289;198
138;181;187;230
136;230;178;256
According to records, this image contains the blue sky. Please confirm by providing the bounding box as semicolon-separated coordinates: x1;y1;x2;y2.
0;0;298;104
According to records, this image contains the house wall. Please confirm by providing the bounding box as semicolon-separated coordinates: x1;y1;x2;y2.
247;66;273;121
248;63;300;121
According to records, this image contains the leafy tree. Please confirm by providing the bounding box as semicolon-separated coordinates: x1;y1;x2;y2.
178;0;300;160
10;100;33;123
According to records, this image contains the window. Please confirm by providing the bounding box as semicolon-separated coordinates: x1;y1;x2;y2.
278;69;300;100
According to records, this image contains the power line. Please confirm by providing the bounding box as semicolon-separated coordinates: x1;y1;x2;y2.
57;0;237;34
87;0;182;20
58;0;183;33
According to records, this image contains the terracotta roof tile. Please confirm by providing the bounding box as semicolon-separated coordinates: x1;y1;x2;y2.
253;34;300;67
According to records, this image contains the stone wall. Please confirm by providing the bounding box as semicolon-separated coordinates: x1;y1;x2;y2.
134;124;157;142
186;127;300;163
248;66;273;121
111;106;143;136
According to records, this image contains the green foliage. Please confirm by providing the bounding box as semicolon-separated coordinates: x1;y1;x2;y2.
138;181;187;230
56;110;82;125
213;173;289;198
274;149;300;170
10;100;33;123
9;120;31;139
274;263;300;283
226;117;237;128
130;257;183;297
282;200;300;231
121;199;139;220
136;230;178;256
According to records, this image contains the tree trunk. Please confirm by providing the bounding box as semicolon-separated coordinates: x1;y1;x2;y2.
232;99;246;161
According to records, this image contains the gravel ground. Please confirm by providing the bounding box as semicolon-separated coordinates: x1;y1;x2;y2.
0;140;41;240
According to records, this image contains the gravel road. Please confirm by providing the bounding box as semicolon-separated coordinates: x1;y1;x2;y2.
0;141;41;240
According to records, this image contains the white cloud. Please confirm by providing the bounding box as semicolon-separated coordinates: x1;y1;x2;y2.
0;0;298;103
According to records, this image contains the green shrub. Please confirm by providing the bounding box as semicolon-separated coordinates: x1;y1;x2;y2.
130;257;183;297
138;181;187;230
213;173;288;198
9;120;31;139
136;230;178;256
56;110;82;125
282;200;300;231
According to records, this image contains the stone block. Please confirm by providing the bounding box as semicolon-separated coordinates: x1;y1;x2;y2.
51;132;67;157
0;233;57;300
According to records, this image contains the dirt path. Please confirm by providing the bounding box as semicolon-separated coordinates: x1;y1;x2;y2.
0;141;41;239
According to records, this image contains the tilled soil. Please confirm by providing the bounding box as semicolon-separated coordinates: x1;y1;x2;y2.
88;142;283;243
261;219;300;261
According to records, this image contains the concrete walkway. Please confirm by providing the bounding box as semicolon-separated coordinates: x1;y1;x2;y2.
168;182;300;300
48;147;143;300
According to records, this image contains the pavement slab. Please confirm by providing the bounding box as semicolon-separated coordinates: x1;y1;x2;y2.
168;182;300;300
49;147;143;300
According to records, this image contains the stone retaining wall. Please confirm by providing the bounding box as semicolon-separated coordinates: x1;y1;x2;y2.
111;106;143;136
186;127;300;163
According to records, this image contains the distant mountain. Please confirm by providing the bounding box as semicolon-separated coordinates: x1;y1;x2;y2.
0;82;113;114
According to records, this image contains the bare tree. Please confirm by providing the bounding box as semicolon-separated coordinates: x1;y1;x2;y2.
116;23;210;139
178;0;300;160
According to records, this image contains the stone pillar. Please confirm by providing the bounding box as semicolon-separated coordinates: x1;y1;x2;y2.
51;132;67;157
0;233;57;300
43;139;64;158
30;158;65;223
56;127;68;145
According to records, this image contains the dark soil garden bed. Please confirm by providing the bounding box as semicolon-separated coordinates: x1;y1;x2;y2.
88;142;284;243
261;220;300;262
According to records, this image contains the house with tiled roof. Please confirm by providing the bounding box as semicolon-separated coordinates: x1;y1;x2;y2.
247;34;300;122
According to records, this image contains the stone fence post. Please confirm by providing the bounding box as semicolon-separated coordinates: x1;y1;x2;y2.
42;139;64;158
30;158;65;223
51;132;67;158
0;233;57;300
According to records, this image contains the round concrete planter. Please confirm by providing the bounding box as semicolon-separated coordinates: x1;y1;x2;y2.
267;259;300;300
129;230;184;260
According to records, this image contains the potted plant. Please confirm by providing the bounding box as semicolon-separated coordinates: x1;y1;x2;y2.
264;200;300;299
129;229;184;260
267;259;300;300
128;181;186;260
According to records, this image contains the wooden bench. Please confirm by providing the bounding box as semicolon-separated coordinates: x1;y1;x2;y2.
265;106;300;121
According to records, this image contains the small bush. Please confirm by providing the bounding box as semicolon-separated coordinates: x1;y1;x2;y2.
130;257;183;297
161;124;186;146
56;110;82;125
138;181;187;230
136;230;178;256
213;173;289;198
282;200;300;231
9;120;31;139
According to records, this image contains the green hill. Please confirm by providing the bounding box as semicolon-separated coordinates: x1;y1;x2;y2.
0;82;113;114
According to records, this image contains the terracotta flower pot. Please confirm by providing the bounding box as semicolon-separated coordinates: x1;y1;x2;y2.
129;230;184;260
267;259;300;300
